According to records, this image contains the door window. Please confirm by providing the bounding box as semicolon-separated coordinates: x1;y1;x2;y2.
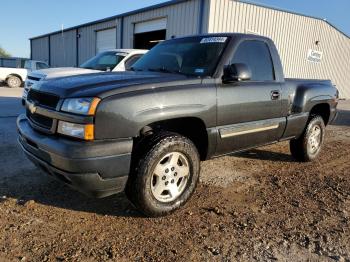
125;55;143;70
36;62;49;70
231;40;275;81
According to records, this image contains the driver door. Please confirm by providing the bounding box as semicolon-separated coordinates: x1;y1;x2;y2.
216;40;285;155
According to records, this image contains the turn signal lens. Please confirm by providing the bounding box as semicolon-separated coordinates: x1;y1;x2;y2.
84;124;94;140
57;121;94;140
87;98;101;116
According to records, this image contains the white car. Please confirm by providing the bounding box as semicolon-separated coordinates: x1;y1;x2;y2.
0;59;49;88
23;49;147;102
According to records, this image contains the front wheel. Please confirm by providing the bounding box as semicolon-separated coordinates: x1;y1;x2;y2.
7;75;22;88
126;132;200;217
290;116;325;162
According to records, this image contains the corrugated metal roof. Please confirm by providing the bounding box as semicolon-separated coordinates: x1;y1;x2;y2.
239;0;349;39
30;0;189;40
30;0;349;40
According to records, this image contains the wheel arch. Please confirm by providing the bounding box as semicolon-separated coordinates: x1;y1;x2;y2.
137;117;209;161
6;73;23;83
309;103;331;125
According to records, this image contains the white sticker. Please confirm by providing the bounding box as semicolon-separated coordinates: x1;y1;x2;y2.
307;49;323;63
200;37;227;44
195;68;205;74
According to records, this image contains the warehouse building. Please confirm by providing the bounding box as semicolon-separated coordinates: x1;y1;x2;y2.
30;0;350;98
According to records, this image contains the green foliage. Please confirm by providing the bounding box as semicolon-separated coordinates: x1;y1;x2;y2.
0;46;11;58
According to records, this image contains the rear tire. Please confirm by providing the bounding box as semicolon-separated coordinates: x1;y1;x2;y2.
7;75;22;88
290;116;325;162
126;132;200;217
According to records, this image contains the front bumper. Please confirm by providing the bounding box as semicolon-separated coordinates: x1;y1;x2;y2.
17;114;133;198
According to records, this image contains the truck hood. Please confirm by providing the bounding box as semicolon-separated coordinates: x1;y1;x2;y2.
29;67;101;80
32;71;201;98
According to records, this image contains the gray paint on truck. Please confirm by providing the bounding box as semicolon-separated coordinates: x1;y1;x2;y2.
17;33;338;197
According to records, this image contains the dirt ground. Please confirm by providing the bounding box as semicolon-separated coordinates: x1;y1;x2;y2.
0;87;349;261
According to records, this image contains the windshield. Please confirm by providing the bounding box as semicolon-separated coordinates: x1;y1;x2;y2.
131;36;229;77
80;51;127;71
24;60;31;70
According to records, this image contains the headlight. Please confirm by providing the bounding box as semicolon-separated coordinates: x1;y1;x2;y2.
61;97;101;115
57;121;94;140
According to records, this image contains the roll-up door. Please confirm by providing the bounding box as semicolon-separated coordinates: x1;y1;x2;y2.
134;18;167;50
96;28;116;53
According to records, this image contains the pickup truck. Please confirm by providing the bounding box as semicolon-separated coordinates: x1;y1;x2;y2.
22;49;147;103
17;33;338;217
0;59;49;88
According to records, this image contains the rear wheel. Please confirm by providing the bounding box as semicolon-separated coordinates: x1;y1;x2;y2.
7;75;22;88
290;116;325;162
126;132;200;217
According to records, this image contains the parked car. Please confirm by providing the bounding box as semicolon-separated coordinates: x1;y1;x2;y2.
0;58;49;88
22;49;147;103
17;34;338;217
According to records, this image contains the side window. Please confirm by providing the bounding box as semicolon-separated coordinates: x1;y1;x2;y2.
231;40;275;81
36;62;49;70
125;55;142;70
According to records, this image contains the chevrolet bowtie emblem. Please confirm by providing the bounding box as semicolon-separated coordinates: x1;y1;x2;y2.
28;102;37;114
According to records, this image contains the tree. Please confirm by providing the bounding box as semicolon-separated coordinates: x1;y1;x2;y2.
0;46;11;58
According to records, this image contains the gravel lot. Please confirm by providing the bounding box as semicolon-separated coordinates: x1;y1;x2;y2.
0;86;350;261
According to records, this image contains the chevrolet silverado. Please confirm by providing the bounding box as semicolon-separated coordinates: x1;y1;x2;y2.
17;34;338;216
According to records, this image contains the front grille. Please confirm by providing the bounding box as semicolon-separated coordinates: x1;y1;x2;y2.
26;90;59;131
26;109;53;129
27;89;60;110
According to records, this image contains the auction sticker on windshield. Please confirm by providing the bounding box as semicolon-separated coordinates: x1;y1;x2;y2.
195;69;205;74
200;37;227;44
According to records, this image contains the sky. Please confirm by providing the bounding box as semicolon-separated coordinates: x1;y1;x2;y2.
0;0;349;58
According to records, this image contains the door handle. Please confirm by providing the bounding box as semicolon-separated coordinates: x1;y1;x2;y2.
271;90;280;100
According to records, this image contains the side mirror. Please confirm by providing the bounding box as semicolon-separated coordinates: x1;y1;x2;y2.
222;63;252;83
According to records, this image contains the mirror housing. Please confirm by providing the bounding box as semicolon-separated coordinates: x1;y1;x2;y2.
222;63;252;83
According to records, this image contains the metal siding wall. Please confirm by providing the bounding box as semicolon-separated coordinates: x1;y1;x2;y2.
31;37;49;63
50;30;77;67
122;0;201;48
207;0;350;98
116;18;123;49
78;19;117;65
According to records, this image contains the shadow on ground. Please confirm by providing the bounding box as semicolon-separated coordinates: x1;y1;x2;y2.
0;164;141;218
234;148;295;162
0;97;24;117
332;109;350;127
0;95;140;218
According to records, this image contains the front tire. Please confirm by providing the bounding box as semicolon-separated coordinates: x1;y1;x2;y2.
290;116;325;162
7;75;22;88
126;132;200;217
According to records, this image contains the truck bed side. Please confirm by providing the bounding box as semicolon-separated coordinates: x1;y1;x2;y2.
281;78;338;139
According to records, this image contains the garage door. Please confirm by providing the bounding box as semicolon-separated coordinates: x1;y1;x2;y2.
96;28;116;53
134;18;167;34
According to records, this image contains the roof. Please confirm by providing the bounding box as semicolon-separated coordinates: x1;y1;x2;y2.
30;0;349;40
30;0;189;40
240;0;349;39
99;49;148;54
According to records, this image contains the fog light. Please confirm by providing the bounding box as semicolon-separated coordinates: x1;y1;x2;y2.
57;121;94;140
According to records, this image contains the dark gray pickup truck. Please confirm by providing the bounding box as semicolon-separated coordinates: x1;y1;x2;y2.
18;33;338;216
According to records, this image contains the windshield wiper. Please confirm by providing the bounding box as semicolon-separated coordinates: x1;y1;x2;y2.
129;67;144;72
147;67;183;75
148;68;200;77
